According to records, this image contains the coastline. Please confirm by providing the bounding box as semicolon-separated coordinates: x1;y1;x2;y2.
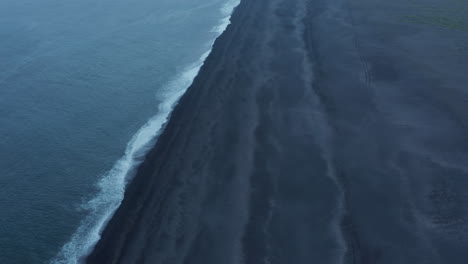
51;1;241;263
87;0;468;263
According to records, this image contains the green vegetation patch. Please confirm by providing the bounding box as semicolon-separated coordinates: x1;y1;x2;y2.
401;15;468;31
399;0;468;31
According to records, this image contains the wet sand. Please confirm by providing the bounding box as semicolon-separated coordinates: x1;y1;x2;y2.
87;0;468;263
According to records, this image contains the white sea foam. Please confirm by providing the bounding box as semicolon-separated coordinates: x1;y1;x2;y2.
212;0;240;33
51;1;240;263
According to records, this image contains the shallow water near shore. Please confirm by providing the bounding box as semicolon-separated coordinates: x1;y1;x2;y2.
0;0;237;263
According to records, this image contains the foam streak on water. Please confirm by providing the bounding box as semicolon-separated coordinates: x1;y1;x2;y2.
51;1;240;263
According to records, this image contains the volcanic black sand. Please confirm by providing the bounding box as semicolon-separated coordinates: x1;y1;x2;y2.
86;0;468;263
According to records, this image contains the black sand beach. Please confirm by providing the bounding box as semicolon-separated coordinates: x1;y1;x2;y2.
87;0;468;263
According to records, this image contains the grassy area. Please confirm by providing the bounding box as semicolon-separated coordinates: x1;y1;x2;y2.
401;15;468;31
399;0;468;31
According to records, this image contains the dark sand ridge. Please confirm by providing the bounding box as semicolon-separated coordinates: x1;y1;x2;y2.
87;0;468;263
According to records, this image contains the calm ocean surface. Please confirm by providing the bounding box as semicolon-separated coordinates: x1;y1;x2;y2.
0;0;236;263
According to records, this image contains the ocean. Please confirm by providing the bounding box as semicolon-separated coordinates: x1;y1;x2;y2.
0;0;238;263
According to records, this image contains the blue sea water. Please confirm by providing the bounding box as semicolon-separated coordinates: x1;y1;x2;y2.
0;0;238;263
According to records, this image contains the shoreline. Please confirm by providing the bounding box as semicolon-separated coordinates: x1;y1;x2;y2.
86;0;256;261
51;1;241;263
87;0;468;263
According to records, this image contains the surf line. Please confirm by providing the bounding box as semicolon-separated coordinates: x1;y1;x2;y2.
51;1;240;263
